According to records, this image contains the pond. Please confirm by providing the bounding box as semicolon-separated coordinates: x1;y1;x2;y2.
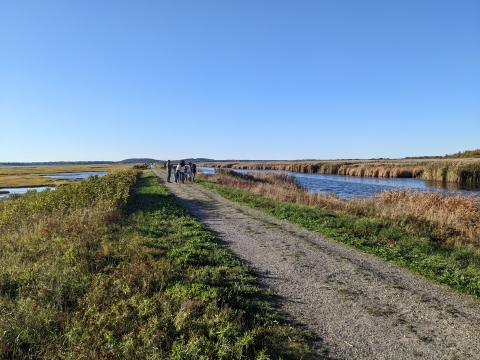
198;167;480;199
44;171;107;180
0;172;108;199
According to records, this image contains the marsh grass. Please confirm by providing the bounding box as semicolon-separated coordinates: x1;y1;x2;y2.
198;159;480;183
197;171;480;297
0;164;131;188
0;170;312;359
422;160;480;183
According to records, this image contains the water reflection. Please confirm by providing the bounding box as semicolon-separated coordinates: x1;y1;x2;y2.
423;180;480;192
198;167;480;199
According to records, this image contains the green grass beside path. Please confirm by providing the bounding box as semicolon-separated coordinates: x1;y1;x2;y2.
196;179;480;299
0;170;312;359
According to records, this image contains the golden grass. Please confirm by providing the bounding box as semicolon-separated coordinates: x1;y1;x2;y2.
0;164;131;188
377;189;480;245
199;170;480;246
198;159;480;183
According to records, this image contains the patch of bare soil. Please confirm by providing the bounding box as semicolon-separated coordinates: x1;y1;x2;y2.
154;169;480;359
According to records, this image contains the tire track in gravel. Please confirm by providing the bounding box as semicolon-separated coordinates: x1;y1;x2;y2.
153;169;480;360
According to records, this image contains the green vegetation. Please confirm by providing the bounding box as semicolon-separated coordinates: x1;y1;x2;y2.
0;170;311;359
445;149;480;159
132;163;151;169
196;172;480;298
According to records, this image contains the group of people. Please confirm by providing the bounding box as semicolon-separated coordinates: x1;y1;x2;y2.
166;160;197;184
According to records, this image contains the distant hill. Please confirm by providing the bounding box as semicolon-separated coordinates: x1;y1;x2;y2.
157;158;216;163
180;158;215;163
117;158;160;164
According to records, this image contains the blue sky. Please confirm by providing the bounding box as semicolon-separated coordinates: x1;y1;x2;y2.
1;1;479;162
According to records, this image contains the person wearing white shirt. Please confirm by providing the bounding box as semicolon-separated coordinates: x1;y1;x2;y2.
176;160;186;184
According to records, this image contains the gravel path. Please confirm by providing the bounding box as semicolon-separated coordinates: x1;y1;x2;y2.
153;169;480;359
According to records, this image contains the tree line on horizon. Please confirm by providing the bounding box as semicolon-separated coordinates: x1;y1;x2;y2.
444;149;480;159
2;150;479;166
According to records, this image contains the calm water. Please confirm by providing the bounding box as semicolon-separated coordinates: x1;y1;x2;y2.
198;167;480;199
0;172;107;199
0;187;55;199
45;171;107;179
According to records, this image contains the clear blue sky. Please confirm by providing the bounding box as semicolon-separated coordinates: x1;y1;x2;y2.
1;1;479;162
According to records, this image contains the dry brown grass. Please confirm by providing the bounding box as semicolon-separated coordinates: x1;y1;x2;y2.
0;164;131;188
197;160;433;177
377;189;480;246
336;165;424;178
199;170;480;246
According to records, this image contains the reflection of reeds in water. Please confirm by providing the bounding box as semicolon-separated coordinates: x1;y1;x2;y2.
201;170;480;246
198;159;480;183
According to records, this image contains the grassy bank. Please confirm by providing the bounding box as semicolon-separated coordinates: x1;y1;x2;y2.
196;171;480;298
0;170;312;359
197;159;480;183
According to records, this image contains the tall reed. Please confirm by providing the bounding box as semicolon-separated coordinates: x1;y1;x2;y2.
423;160;480;183
198;159;480;183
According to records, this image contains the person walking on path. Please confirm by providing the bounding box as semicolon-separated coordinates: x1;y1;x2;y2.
173;164;178;183
166;160;172;183
185;165;193;182
189;162;197;181
176;160;186;184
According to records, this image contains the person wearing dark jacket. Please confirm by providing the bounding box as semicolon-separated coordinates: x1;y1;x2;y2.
166;160;172;182
189;162;197;181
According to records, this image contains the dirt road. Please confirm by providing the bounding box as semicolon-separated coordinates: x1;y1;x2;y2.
153;169;480;359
